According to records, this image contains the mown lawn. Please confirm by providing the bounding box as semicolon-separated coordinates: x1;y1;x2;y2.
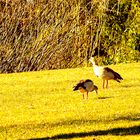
0;62;140;140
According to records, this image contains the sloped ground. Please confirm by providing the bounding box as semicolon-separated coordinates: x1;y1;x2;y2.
0;62;140;139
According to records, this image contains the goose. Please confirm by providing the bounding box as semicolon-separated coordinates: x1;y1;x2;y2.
89;57;123;88
73;79;98;99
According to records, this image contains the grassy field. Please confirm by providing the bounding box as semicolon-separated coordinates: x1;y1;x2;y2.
0;62;140;140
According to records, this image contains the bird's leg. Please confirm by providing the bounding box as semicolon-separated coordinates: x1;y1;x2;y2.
103;80;105;89
106;80;108;88
82;94;84;99
95;90;98;95
86;92;88;99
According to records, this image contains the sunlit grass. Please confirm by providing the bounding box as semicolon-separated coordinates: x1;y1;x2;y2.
0;62;140;139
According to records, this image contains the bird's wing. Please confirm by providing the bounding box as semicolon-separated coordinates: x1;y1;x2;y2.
104;67;123;80
83;80;93;92
85;79;93;83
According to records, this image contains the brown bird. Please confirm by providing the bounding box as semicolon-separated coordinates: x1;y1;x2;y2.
73;79;98;99
89;57;123;89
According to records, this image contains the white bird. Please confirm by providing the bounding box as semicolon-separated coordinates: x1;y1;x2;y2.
73;79;98;99
89;57;123;89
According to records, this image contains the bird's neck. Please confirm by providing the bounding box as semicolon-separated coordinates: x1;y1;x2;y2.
92;62;98;68
91;61;96;66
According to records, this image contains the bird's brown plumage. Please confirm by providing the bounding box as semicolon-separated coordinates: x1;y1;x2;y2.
104;67;123;82
89;57;123;88
73;79;98;99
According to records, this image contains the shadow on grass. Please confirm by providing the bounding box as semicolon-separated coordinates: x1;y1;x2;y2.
97;96;113;100
121;83;140;88
29;125;140;140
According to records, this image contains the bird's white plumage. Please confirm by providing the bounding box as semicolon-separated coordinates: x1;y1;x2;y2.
89;57;123;88
90;57;115;79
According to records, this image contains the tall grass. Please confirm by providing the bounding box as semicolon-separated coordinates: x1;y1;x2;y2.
0;0;139;73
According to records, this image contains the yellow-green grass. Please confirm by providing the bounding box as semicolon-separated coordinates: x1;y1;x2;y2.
0;63;140;140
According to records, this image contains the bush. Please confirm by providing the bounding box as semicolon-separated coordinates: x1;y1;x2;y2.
0;0;139;73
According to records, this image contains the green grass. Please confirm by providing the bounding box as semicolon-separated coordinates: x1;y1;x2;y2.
0;63;140;140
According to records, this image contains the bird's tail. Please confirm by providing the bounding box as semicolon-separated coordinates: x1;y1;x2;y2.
114;72;123;82
94;85;98;95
